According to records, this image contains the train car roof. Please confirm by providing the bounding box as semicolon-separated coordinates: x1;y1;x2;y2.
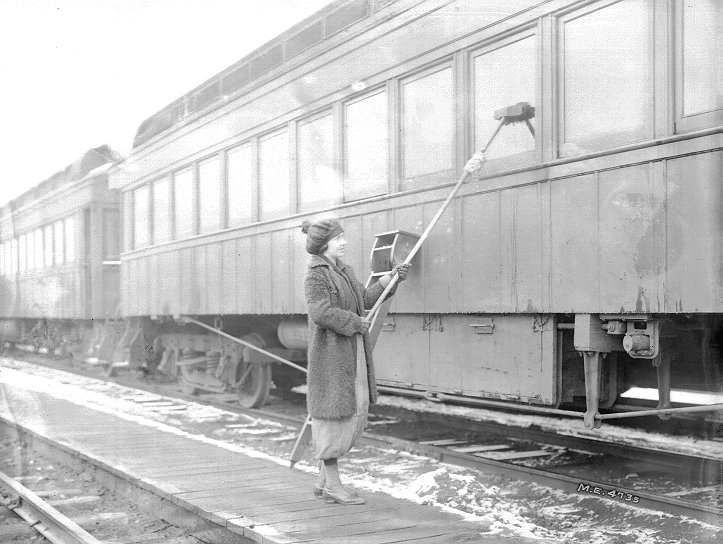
4;145;122;213
131;0;389;149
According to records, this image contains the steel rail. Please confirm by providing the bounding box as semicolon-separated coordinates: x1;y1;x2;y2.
0;469;103;544
209;400;723;525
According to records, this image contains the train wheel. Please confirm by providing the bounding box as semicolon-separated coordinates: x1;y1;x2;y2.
235;362;272;409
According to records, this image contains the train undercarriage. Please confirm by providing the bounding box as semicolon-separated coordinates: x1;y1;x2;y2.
1;312;721;427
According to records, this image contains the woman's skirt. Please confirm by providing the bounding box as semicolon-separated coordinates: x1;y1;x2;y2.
312;336;369;460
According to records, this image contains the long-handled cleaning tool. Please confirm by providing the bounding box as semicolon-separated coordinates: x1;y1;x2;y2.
289;101;536;467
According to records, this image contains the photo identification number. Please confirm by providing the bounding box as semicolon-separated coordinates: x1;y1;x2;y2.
577;482;640;503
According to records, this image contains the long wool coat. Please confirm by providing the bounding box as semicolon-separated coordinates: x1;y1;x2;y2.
305;254;387;420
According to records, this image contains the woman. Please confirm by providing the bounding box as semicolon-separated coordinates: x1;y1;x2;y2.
302;217;410;505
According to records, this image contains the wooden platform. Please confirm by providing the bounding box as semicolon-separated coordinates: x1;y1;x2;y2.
0;383;516;544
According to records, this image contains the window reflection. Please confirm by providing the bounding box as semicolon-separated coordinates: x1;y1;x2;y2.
133;185;150;249
259;131;290;220
344;91;388;201
199;157;222;234
227;144;254;227
563;0;650;142
298;114;340;212
174;168;194;239
683;0;721;116
474;36;536;159
402;67;453;179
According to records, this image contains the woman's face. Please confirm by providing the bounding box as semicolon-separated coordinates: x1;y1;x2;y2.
324;232;347;261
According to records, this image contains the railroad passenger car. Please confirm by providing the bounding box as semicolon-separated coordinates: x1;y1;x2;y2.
108;0;722;423
0;146;122;358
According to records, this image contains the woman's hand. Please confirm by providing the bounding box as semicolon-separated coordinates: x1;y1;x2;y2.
392;263;411;281
357;320;371;334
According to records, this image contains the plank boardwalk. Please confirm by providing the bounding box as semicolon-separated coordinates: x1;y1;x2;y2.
0;385;519;543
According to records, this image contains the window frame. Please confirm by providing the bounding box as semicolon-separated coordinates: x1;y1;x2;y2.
296;108;340;213
398;60;456;191
257;127;292;222
226;140;256;228
151;176;172;245
197;153;223;235
172;166;197;240
342;85;391;202
467;27;541;170
132;183;151;249
673;0;723;133
556;0;656;157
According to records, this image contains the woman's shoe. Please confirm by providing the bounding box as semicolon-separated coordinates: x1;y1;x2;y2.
313;484;325;498
322;487;366;505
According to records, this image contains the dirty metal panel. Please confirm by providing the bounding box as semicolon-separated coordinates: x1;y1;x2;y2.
461;192;500;312
374;314;429;388
254;234;273;314
126;259;137;315
120;263;129;315
222;240;237;315
206;243;222;314
391;205;424;313
429;318;461;392
291;230;308;313
195;245;207;314
550;174;599;311
665;151;722;312
236;237;254;313
149;253;161;315
161;250;180;316
449;314;556;404
179;247;197;315
422;199;454;313
270;230;292;313
137;257;150;316
598;163;663;313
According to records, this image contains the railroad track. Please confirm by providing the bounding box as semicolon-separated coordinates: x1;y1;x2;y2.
6;352;723;527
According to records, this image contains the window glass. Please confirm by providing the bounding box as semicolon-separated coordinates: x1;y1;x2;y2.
11;240;17;275
562;0;650;142
259;131;290;220
298;113;340;212
44;225;53;267
682;1;722;116
19;234;26;274
227;144;254;227
26;230;35;270
174;168;195;239
34;229;43;269
133;185;150;249
152;177;171;244
474;36;537;159
54;222;64;265
103;209;120;260
402;67;453;179
64;216;75;262
199;156;222;234
344;91;388;200
0;242;4;276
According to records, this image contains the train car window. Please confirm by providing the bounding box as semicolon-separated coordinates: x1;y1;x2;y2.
27;230;35;271
559;0;651;152
344;90;388;201
65;216;75;262
0;242;4;276
473;35;537;160
34;229;43;270
103;209;120;260
133;185;150;249
259;130;290;221
152;177;171;244
401;66;454;184
54;221;64;266
18;234;26;274
44;225;53;268
11;239;17;275
682;0;720;116
199;156;222;234
227;144;254;227
173;168;195;239
298;113;340;212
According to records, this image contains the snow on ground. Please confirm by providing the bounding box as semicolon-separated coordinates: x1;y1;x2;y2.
0;358;720;544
